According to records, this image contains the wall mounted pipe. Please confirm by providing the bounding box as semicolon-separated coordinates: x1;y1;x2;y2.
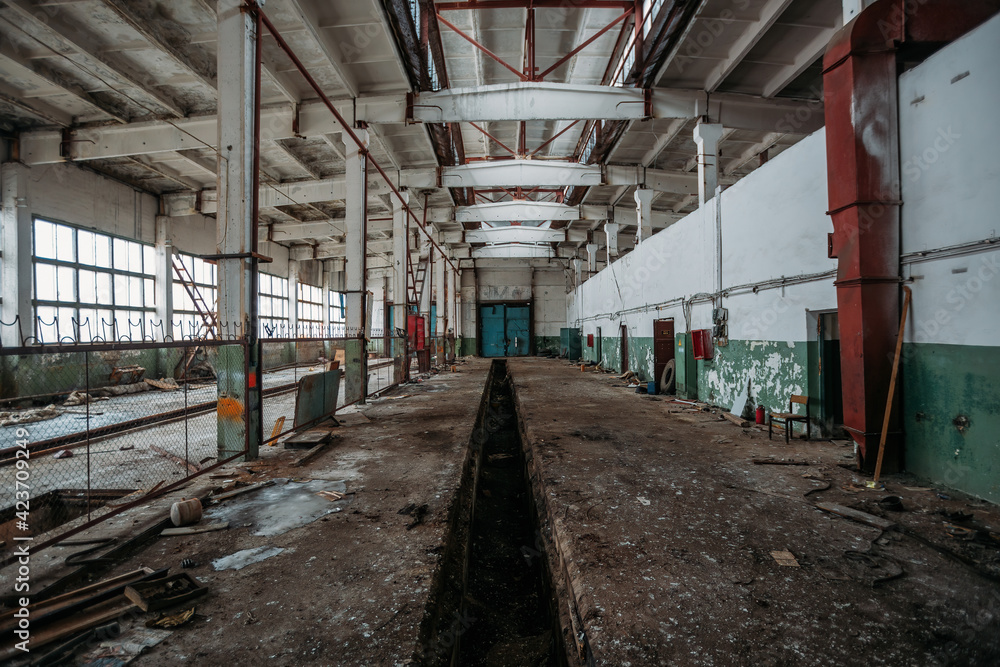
822;0;1000;473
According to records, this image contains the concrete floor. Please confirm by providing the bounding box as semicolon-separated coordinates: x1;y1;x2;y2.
509;358;1000;666
3;357;999;665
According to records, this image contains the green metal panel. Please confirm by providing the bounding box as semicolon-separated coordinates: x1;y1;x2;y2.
293;368;343;428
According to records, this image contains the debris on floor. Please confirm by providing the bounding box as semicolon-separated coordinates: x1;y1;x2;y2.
78;627;172;666
125;574;207;611
144;377;180;391
146;606;197;628
771;550;801;567
0;404;62;426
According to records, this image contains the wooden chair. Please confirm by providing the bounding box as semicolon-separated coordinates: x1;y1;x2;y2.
768;395;810;443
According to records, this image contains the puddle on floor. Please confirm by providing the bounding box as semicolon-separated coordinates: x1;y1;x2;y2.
204;478;350;537
212;545;287;571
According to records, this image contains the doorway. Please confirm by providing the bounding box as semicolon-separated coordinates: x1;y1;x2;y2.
619;324;629;373
653;319;675;392
479;303;531;357
595;326;603;365
819;312;844;430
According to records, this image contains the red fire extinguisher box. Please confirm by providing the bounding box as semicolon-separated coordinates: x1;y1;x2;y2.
691;329;713;360
407;315;426;351
586;333;594;347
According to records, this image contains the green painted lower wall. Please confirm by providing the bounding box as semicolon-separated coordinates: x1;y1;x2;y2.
459;338;477;357
697;339;809;417
535;335;560;355
903;342;1000;504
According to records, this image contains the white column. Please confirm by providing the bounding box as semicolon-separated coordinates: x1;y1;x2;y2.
435;250;446;337
634;188;654;243
586;243;598;274
343;129;369;337
343;129;368;402
287;259;300;336
604;220;619;259
447;262;457;360
842;0;874;23
216;0;258;459
694;122;724;206
572;258;583;287
392;190;409;341
1;163;34;346
419;245;432;345
154;216;173;341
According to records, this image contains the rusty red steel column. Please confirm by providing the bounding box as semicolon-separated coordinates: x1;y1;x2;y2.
823;0;1000;473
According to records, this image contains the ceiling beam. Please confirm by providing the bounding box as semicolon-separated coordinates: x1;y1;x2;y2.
0;0;186;117
640;118;687;167
761;23;841;98
0;39;128;122
441;161;602;188
0;80;73;126
99;0;217;90
410;82;824;132
703;0;795;92
283;0;359;97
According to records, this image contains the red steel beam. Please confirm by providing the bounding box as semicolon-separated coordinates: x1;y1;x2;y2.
823;0;1000;473
529;119;579;156
435;13;528;81
468;121;517;155
251;3;458;273
538;8;632;80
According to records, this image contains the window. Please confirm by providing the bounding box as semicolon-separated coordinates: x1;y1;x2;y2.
258;273;290;336
329;290;346;337
172;253;217;339
298;283;324;336
33;219;155;342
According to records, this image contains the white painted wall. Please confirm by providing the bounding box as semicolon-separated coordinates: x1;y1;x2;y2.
571;129;834;341
26;163;157;241
569;128;836;407
899;13;1000;347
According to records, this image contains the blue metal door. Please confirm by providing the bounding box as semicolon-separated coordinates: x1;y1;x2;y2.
480;304;530;357
480;305;507;357
505;306;530;356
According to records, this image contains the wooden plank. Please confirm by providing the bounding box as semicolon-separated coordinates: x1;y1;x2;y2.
0;595;137;661
815;502;896;530
0;567;157;634
722;412;749;428
207;480;274;504
161;520;230;536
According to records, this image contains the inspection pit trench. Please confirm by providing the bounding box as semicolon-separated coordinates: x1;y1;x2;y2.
419;360;575;666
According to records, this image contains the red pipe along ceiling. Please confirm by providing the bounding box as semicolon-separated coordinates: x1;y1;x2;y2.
823;0;1000;472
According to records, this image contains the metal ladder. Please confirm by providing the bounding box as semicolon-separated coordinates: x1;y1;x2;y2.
172;254;219;339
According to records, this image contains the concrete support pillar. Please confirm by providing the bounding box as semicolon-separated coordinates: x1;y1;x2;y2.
419;245;432;344
343;129;369;403
434;245;446;364
287;259;300;336
634;188;654;243
392;190;409;357
447;262;457;360
1;163;33;347
586;243;598;274
215;0;259;460
461;269;476;356
604;221;619;259
572;258;583;288
154;216;174;341
694;122;724;206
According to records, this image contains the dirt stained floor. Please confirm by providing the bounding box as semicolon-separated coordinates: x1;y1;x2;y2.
509;358;1000;667
94;359;490;666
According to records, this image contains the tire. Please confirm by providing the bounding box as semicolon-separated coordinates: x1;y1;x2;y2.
659;359;676;394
